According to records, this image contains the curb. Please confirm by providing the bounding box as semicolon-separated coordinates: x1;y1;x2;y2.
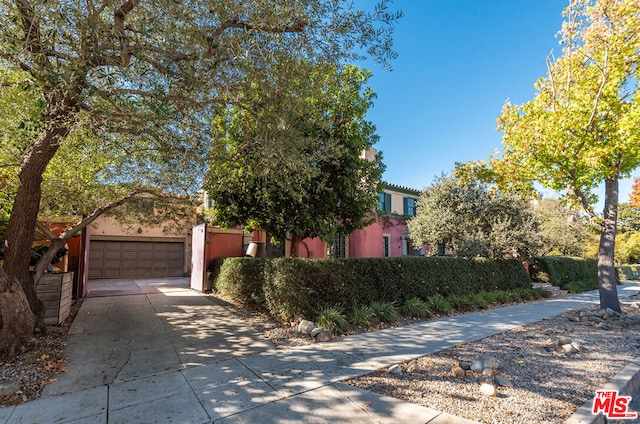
565;356;640;424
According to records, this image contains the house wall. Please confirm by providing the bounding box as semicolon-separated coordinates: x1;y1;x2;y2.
205;227;244;260
90;216;187;238
349;216;409;258
349;223;383;258
381;217;409;257
274;237;326;258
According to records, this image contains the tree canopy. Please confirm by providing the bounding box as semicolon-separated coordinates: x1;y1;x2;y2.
466;0;640;311
408;174;540;259
204;62;384;256
0;0;400;357
534;198;587;257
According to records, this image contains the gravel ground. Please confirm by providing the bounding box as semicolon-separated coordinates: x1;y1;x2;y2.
345;297;640;424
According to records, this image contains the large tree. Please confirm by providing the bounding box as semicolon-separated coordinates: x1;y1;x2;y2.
408;174;541;259
493;0;640;311
204;62;384;257
0;0;399;357
534;198;587;256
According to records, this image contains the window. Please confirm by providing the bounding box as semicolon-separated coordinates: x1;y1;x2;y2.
403;197;416;216
383;235;390;257
378;192;391;212
327;233;347;258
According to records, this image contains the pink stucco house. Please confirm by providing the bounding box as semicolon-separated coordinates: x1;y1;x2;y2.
277;182;423;259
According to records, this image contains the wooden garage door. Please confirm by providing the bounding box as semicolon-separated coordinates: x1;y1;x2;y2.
89;240;184;278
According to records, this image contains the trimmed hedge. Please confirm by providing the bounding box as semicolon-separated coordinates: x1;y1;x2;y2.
208;257;269;307
617;265;640;281
209;256;531;322
529;256;597;288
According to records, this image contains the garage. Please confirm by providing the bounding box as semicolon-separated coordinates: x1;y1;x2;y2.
88;238;185;278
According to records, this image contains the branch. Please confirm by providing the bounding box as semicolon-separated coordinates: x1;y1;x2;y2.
32;188;156;281
210;19;307;40
35;221;56;239
113;0;141;65
126;44;199;62
546;53;558;110
573;186;598;220
14;0;41;56
584;45;609;132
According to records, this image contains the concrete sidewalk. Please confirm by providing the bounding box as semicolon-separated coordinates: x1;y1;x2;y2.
1;278;639;424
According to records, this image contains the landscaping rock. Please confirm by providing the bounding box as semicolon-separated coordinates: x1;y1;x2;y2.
310;327;323;338
470;360;484;372
406;361;421;374
561;343;578;354
482;368;494;377
479;382;496;397
495;375;514;387
458;361;472;371
451;365;465;379
479;354;501;370
314;329;333;342
558;336;572;346
478;374;493;384
298;320;315;335
388;364;402;375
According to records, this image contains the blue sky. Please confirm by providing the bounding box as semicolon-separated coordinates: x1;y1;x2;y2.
365;0;636;208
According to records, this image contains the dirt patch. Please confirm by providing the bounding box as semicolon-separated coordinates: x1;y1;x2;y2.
0;298;82;407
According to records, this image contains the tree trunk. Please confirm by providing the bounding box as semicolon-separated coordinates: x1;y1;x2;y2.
3;112;73;336
597;177;621;312
0;268;36;359
289;236;303;258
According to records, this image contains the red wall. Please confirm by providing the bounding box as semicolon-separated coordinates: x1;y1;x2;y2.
300;237;326;259
349;217;409;258
205;231;244;260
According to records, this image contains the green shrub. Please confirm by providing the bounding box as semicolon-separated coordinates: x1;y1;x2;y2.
468;293;489;310
479;291;500;305
617;265;640;281
316;305;349;336
262;256;530;321
529;256;597;289
400;297;433;318
566;280;599;293
493;290;512;304
447;294;476;312
427;294;453;315
213;258;269;307
370;301;399;324
350;304;376;328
